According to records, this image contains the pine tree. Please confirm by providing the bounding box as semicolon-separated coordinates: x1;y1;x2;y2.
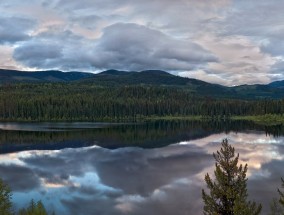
19;199;48;215
270;178;284;215
36;200;48;215
0;178;13;215
202;139;262;215
270;198;284;215
279;178;284;207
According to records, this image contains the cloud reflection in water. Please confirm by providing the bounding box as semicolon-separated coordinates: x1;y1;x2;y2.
0;132;283;214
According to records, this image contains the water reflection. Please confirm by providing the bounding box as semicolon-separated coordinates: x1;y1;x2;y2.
1;120;284;153
0;131;282;214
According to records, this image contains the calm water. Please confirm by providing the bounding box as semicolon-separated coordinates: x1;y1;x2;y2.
0;120;283;214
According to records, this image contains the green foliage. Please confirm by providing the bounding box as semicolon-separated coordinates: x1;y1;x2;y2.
233;114;284;126
0;177;52;215
0;178;13;215
18;199;49;215
202;139;262;215
1;69;284;99
270;198;284;215
271;178;284;215
279;178;284;206
0;83;283;122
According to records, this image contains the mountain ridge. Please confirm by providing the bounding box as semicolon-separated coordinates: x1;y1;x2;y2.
1;68;283;87
0;69;283;99
0;69;94;83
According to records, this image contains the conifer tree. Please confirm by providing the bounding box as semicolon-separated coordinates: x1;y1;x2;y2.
270;178;284;215
279;178;284;207
269;178;284;215
202;139;262;215
19;199;48;215
270;198;284;215
0;178;13;215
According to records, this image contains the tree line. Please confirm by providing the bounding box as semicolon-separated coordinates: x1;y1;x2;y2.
0;83;283;121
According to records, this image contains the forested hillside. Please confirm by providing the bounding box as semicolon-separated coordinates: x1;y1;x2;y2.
0;83;283;122
1;69;284;99
0;69;93;83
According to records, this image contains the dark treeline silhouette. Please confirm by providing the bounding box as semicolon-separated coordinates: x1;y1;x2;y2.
0;83;283;121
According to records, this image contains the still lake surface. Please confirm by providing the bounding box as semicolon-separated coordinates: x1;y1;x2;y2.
0;120;283;215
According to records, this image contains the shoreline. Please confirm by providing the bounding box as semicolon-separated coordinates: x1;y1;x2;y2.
0;114;283;126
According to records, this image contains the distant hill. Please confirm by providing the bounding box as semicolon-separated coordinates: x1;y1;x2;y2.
0;68;284;99
269;80;284;88
80;69;284;99
0;69;94;83
80;69;230;95
82;69;207;86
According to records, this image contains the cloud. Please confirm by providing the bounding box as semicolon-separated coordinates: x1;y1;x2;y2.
95;145;211;195
91;23;217;71
0;164;40;191
13;23;217;72
217;0;284;39
3;143;212;215
13;42;62;68
0;16;35;44
269;59;284;81
192;34;275;86
13;30;95;71
0;45;23;70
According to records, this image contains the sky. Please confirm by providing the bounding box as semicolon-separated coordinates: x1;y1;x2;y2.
0;0;283;86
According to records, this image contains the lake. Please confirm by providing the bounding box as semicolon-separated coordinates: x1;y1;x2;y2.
0;120;283;214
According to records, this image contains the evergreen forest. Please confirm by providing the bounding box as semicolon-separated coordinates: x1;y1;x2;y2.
0;83;283;122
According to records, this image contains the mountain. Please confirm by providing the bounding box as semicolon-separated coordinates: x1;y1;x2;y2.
0;69;94;83
82;69;226;88
78;69;284;99
0;69;283;99
82;69;203;85
269;80;284;88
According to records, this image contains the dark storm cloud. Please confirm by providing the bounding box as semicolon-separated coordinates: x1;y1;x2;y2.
0;16;35;44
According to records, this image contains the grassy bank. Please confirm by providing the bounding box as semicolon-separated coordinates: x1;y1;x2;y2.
145;114;284;126
143;115;203;121
232;114;284;125
0;114;283;126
